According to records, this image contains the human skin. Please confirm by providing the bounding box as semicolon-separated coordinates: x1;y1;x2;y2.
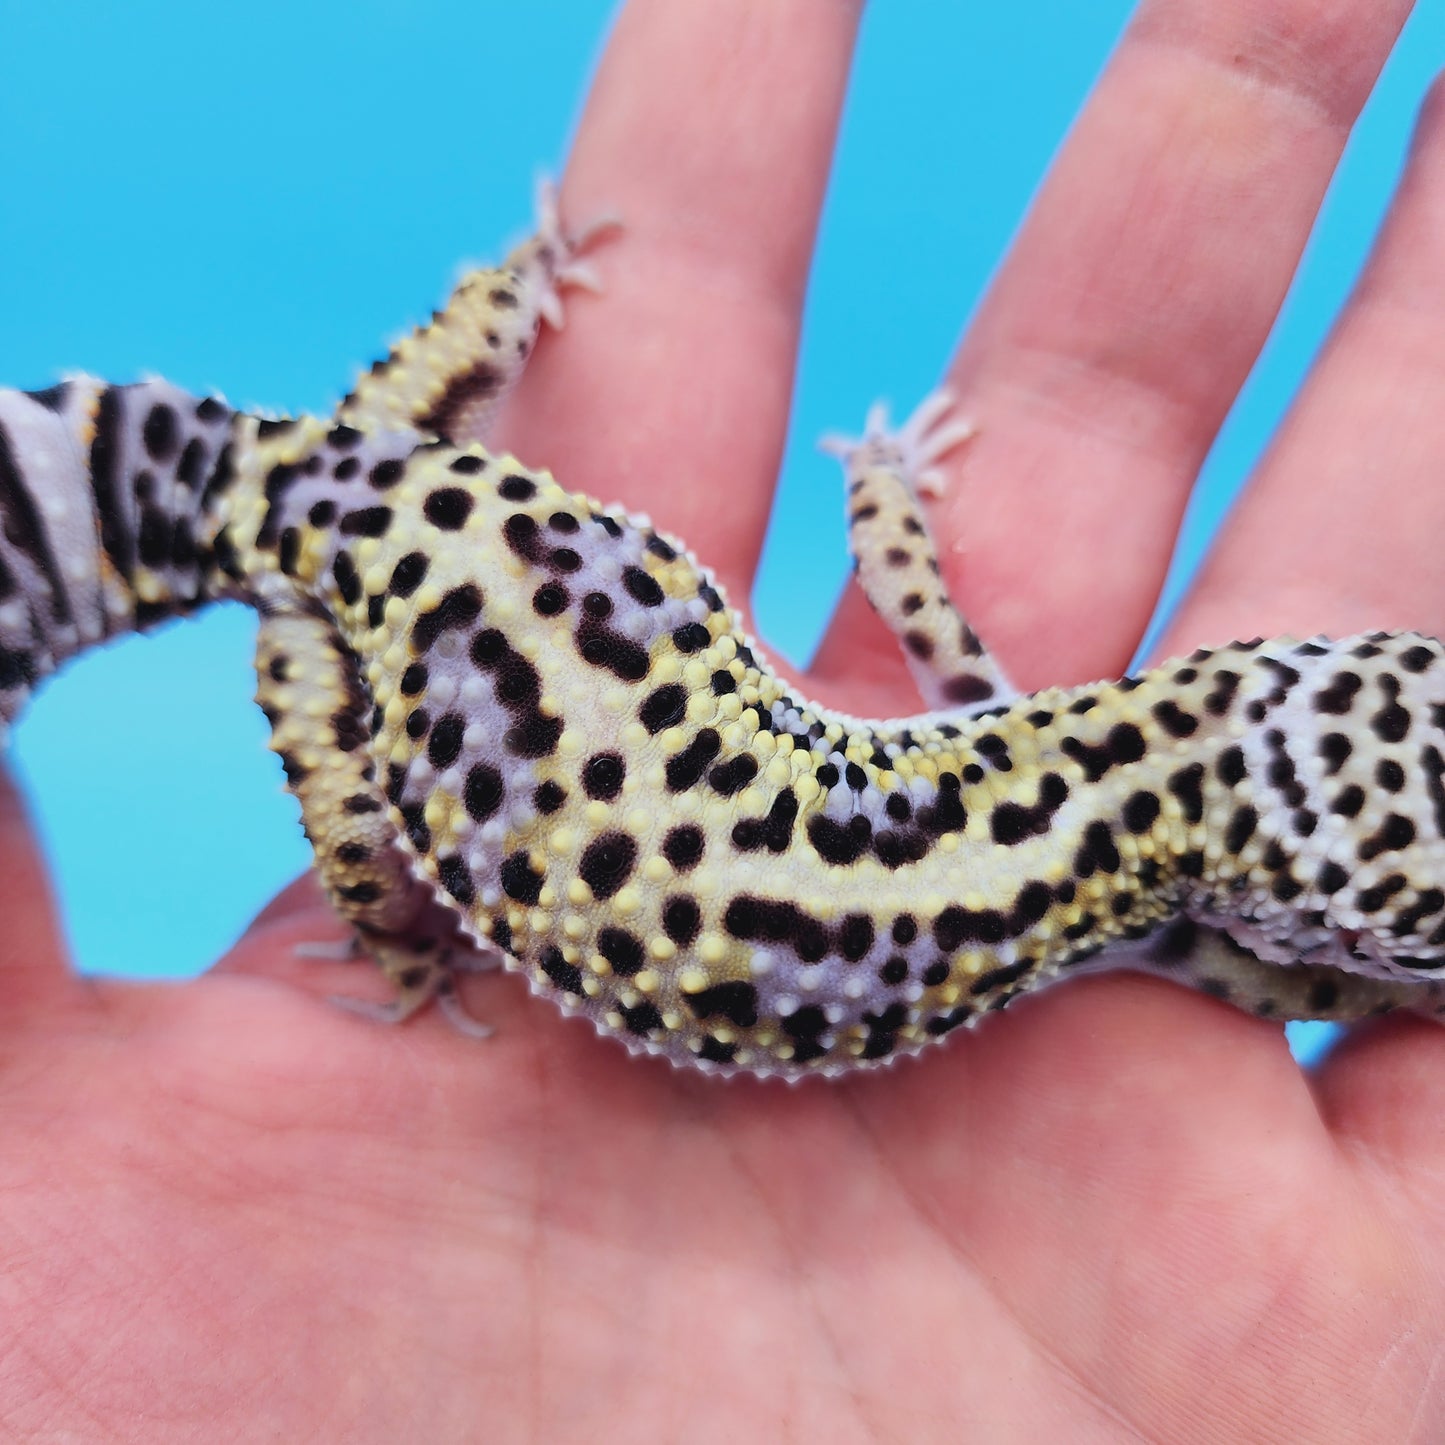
4;0;1445;1439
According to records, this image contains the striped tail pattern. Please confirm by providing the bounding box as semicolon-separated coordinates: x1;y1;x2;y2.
0;378;240;728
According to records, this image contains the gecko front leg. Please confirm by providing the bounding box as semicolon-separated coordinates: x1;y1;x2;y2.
255;605;496;1028
336;180;617;445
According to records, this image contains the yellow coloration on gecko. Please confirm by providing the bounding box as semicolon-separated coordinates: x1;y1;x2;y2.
6;190;1445;1077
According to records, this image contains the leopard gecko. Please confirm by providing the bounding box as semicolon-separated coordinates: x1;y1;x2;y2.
2;187;1443;1078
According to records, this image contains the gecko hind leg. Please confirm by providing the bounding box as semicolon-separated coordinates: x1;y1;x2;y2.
330;931;500;1040
821;392;1016;717
1118;919;1445;1023
255;607;498;1035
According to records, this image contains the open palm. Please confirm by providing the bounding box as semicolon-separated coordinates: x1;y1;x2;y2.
5;2;1445;1439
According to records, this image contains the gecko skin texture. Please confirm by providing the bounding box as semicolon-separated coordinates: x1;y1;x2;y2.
5;198;1445;1080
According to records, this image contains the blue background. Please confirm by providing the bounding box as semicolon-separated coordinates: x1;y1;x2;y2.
3;1;1442;1064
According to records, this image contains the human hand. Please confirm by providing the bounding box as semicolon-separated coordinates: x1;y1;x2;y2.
4;1;1443;1439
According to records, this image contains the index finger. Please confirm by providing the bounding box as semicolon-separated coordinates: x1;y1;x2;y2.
499;0;863;604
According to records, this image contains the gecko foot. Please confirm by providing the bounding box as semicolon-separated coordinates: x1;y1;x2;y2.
306;926;504;1038
820;390;976;498
529;176;623;330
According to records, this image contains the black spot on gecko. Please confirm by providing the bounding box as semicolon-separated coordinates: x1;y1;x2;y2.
1356;877;1406;915
685;980;759;1030
1008;881;1052;935
576;616;651;682
1314;671;1362;714
498;474;536;502
861;1002;909;1060
807;814;872;866
662;896;701;947
1073;820;1121;877
500;850;544;905
1217;747;1247;787
141;402;178;461
176;438;207;490
436;855;475;906
1358;813;1416;862
1061;723;1145;783
583;752;626;801
598;927;645;976
1151;700;1198;738
533;780;566;814
639;684;687;734
1422;745;1445;839
424;487;474;530
468;768;508;826
1167;762;1205;824
781;1005;829;1064
933;906;1006;950
503;513;543;561
1224;805;1258;853
332;550;362;607
989;773;1069;846
339;506;392;538
672;622;711;653
1371;675;1411;743
369;458;406;491
539;945;582;996
427;714;464;769
533;582;569;616
623;566;665;607
1331;785;1366;819
413;584;482;651
387;551;424;598
578;831;638;899
708;755;759;797
1364;756;1403;795
968;959;1033;997
620;1000;665;1037
662;825;705;871
666;729;722;792
942;675;995;706
838;915;875;962
1318;733;1352;775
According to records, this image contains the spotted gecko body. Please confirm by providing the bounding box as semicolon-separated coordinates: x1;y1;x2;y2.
4;196;1445;1079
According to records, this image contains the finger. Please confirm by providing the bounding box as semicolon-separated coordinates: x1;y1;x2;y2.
499;0;864;602
1311;1018;1445;1184
0;765;76;1023
1184;82;1445;1161
808;581;922;716
1161;74;1445;655
814;0;1413;695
